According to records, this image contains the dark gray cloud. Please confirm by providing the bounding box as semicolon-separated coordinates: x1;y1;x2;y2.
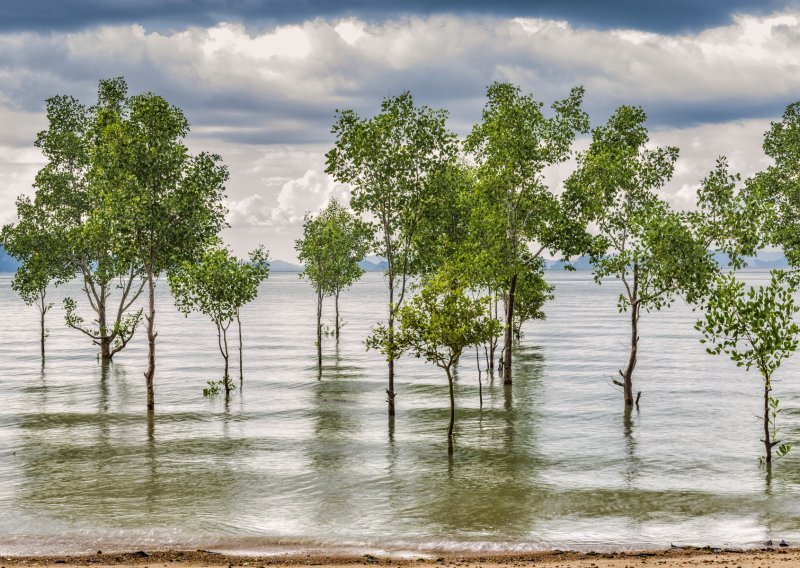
2;0;798;35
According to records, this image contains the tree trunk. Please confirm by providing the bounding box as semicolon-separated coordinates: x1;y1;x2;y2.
621;301;640;407
446;366;455;455
476;346;483;408
764;378;773;464
502;273;518;385
100;336;113;361
335;290;341;339
316;288;323;369
222;326;230;396
387;279;396;416
237;312;243;381
97;283;112;362
144;263;156;413
39;295;46;363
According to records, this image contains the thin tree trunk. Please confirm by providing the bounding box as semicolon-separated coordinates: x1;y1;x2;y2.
491;297;499;372
335;290;340;339
144;262;156;413
620;263;641;407
621;302;639;407
387;277;396;416
222;325;230;395
316;288;323;369
39;292;46;363
502;273;518;385
476;346;483;408
764;378;773;464
446;366;455;455
237;311;243;381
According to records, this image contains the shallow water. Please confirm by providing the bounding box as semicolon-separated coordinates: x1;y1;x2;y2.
0;270;798;555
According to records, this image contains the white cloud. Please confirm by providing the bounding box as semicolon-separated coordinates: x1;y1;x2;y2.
226;169;351;229
1;11;799;258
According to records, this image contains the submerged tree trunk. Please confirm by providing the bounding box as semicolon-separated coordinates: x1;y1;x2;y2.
39;291;47;363
387;275;396;416
476;346;483;408
619;263;641;408
97;281;112;362
763;377;773;464
502;273;518;385
144;262;156;413
237;311;243;381
100;337;112;361
621;301;640;407
222;326;230;395
446;366;455;455
335;290;341;339
316;288;323;369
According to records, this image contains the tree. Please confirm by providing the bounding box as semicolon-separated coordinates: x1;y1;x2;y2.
392;274;501;453
464;82;590;384
2;84;147;361
564;106;717;407
750;100;800;271
92;78;228;412
326;91;458;415
2;198;73;361
295;199;372;367
696;271;798;464
169;246;269;395
511;258;554;341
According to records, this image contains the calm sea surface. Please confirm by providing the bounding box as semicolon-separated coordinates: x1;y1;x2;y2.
0;270;798;555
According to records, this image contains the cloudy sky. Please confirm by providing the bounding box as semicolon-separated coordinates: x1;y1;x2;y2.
1;0;799;261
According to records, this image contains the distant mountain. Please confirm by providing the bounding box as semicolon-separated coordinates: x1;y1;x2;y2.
267;257;388;272
711;251;789;269
268;259;303;272
546;256;594;270
545;251;790;271
359;258;388;272
0;246;19;272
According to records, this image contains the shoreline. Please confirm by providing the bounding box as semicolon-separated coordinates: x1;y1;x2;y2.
2;547;799;568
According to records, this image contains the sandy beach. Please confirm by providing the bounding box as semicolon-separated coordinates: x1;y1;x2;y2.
2;548;800;568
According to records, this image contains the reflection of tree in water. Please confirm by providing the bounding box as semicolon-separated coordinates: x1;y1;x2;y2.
15;361;259;534
389;344;547;539
760;413;800;539
305;342;367;530
622;406;641;487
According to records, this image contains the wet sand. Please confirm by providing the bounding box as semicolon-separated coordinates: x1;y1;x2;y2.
2;548;799;568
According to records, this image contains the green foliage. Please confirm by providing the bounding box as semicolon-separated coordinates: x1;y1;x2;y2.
2;189;73;356
326;91;459;406
326;91;457;277
392;274;502;372
91;78;228;275
169;245;269;385
512;258;554;338
691;157;761;270
565;106;718;312
696;270;799;461
752;101;800;268
295;198;372;298
697;271;799;373
202;378;236;397
465;82;592;273
170;246;270;325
